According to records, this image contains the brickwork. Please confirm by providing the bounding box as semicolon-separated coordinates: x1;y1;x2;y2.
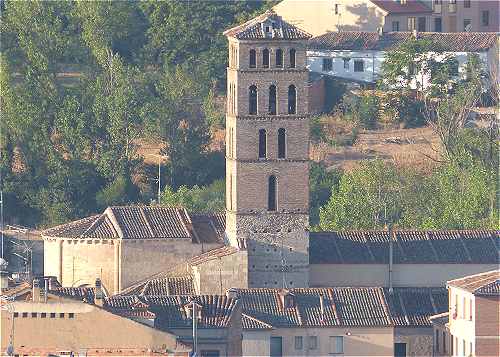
225;15;310;288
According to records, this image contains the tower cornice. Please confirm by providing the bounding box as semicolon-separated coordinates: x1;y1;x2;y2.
228;114;310;121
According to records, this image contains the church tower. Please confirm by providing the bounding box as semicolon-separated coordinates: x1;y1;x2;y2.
224;11;311;288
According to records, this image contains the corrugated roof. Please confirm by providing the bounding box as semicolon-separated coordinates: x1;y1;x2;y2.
42;206;225;242
308;31;499;52
310;230;499;264
224;10;311;40
447;270;500;296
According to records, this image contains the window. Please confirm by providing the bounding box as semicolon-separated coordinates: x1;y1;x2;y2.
434;17;442;32
334;4;340;15
278;128;286;159
394;343;406;357
294;336;303;350
408;17;416;31
263;48;269;68
69;313;75;318
259;129;267;159
418;17;426;31
343;58;350;70
268;175;277;211
308;336;318;350
31;312;37;318
276;49;283;67
289;49;296;68
392;21;400;31
270;337;282;357
463;18;471;31
443;331;446;353
354;60;364;72
201;351;220;357
269;85;277;115
463;297;466;319
249;49;256;68
322;58;333;72
59;313;65;318
50;313;56;318
41;313;46;318
288;85;296;114
470;342;473;356
249;85;257;115
435;330;440;352
13;312;18;318
329;336;344;354
228;175;232;210
451;334;454;355
462;339;466;356
449;0;456;13
469;299;473;320
454;294;458;318
482;11;489;26
464;0;470;8
22;312;28;318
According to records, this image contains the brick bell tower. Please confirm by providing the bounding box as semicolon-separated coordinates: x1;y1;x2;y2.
223;11;311;288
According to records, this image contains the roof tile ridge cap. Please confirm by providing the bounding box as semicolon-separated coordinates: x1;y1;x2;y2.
223;9;274;36
242;313;273;328
377;288;392;326
457;231;473;263
139;206;155;238
448;269;500;285
80;213;107;239
462;272;500;292
177;208;194;240
397;291;410;326
104;207;124;239
328;288;340;325
41;214;99;237
362;232;377;263
425;231;440;263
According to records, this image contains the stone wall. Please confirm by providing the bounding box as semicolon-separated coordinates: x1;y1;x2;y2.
395;327;433;357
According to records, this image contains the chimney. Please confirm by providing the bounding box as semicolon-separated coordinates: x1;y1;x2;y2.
412;29;418;39
319;293;325;321
95;278;103;307
32;279;41;302
43;278;49;303
0;258;8;292
226;287;238;299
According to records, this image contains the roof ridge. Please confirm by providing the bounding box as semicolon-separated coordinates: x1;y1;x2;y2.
139;206;155;238
242;313;274;329
105;207;124;239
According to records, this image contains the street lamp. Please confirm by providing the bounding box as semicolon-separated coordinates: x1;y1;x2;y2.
148;154;164;204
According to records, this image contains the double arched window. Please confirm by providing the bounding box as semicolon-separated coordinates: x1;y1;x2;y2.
249;49;256;68
258;129;267;159
249;85;258;115
276;49;283;68
262;49;270;68
288;85;297;114
289;49;296;68
278;128;286;158
268;85;277;115
268;175;277;211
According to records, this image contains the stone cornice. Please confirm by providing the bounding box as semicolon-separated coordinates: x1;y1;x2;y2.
225;157;309;163
227;114;310;121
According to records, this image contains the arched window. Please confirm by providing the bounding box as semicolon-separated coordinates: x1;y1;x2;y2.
276;49;283;67
278;128;286;158
249;85;257;115
263;48;269;68
288;85;297;114
268;175;277;211
249;49;256;68
258;129;267;159
268;85;277;115
289;49;296;68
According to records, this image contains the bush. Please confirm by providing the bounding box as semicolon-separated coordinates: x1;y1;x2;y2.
344;94;379;129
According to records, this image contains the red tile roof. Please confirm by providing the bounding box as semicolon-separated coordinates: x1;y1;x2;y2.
188;246;240;266
309;31;499;52
447;270;500;296
42;206;225;242
370;0;432;14
224;10;311;40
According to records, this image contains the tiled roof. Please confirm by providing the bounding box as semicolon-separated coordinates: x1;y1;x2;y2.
188;246;240;266
370;0;432;14
242;313;273;330
429;312;449;326
50;286;97;304
224;10;311;40
309;230;499;264
448;270;500;296
308;31;499;52
42;206;225;242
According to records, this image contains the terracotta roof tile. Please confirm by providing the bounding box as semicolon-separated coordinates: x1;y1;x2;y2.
224;10;311;40
242;313;273;330
448;270;500;296
188;246;240;266
308;31;499;52
310;230;499;264
51;286;96;304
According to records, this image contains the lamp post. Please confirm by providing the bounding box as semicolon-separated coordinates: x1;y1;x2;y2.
148;154;163;204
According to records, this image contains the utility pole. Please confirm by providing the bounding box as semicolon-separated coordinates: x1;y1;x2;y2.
192;300;198;357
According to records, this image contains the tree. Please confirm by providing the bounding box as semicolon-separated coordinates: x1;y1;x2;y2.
160;179;225;213
309;162;341;227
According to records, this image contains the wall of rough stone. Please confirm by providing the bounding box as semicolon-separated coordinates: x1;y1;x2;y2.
192;250;248;295
395;327;433;357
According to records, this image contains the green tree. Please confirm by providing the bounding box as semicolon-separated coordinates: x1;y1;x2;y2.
309;162;341;227
160;179;225;213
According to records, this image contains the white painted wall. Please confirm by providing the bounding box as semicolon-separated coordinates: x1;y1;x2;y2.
242;330;271;356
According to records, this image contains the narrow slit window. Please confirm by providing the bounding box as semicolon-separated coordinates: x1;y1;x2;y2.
249;49;256;68
289;49;296;68
288;85;297;114
268;85;277;115
276;49;283;67
259;129;267;159
268;175;277;211
249;85;257;115
263;48;269;68
278;128;286;159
